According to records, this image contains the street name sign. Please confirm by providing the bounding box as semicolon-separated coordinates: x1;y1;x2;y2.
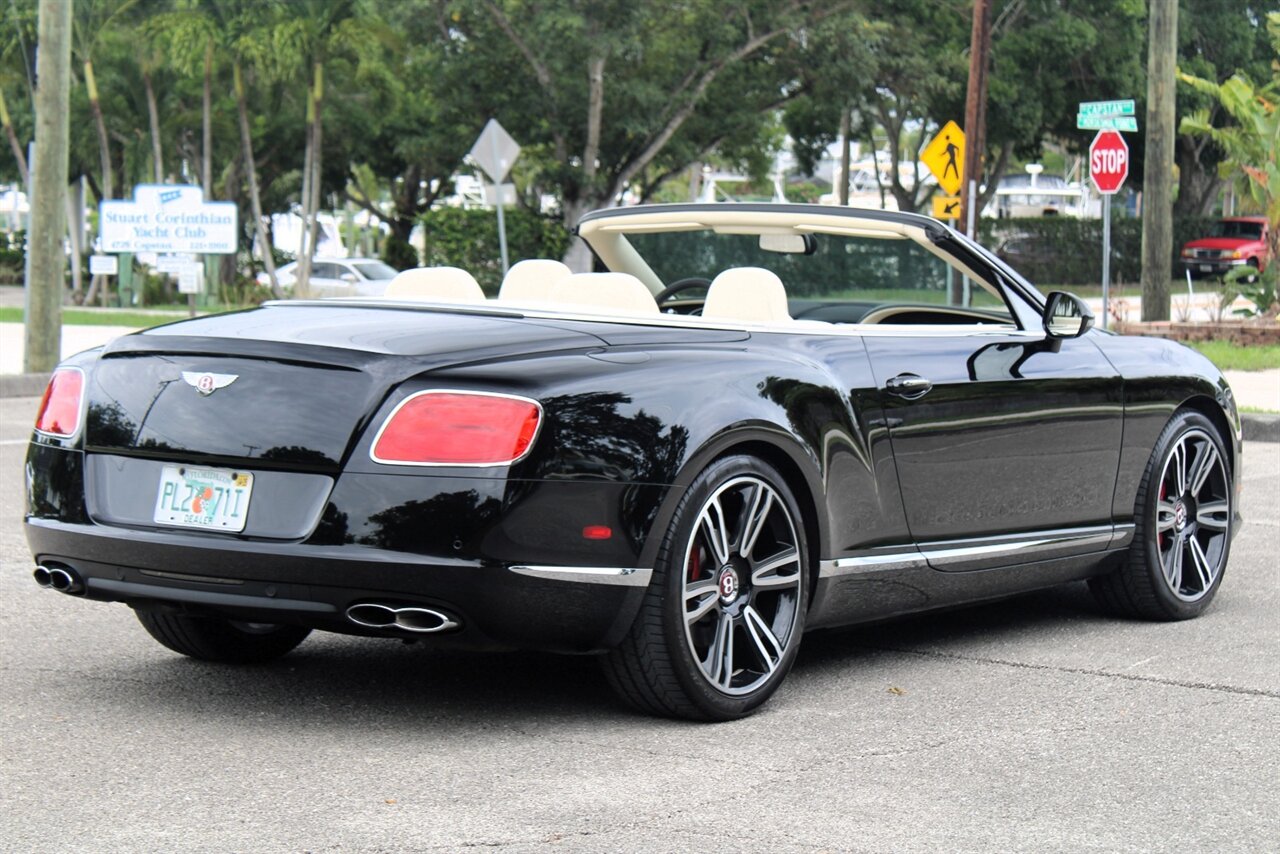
100;185;237;254
1089;130;1129;195
1077;115;1138;132
921;121;966;197
1078;99;1135;117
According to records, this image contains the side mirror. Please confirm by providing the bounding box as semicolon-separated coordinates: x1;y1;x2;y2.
340;272;358;284
1043;291;1094;339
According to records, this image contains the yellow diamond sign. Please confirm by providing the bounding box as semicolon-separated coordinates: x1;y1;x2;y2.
932;195;962;220
922;121;966;197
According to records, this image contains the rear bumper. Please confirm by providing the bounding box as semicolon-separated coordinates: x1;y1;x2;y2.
26;517;649;652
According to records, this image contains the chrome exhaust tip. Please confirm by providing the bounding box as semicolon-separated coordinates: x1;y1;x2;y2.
345;603;459;634
46;566;83;595
33;566;53;588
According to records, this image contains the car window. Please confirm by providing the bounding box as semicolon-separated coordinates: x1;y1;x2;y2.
1210;221;1263;240
352;261;398;280
311;263;341;279
624;229;1013;325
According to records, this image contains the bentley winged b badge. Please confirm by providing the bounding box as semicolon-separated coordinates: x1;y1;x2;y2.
181;371;239;396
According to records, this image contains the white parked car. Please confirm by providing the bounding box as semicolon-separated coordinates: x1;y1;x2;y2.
258;257;400;298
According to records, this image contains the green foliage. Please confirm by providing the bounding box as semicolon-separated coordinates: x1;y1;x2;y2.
1224;264;1280;317
1186;340;1280;372
380;233;418;271
418;208;571;294
977;216;1220;286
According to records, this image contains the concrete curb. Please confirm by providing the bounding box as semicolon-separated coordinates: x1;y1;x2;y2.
1242;413;1280;443
3;370;1277;442
1;372;50;399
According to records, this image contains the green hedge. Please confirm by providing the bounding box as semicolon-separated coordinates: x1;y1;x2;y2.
976;216;1220;286
418;207;572;294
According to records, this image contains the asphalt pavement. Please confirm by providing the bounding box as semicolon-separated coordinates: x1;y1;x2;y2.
1;395;1277;853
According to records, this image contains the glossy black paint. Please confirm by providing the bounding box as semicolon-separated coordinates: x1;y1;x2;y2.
25;205;1243;655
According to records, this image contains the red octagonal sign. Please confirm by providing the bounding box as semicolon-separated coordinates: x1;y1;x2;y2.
1089;129;1129;195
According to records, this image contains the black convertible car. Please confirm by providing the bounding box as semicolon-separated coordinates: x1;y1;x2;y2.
25;204;1242;720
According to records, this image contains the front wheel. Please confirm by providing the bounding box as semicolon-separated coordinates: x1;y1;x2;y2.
602;455;809;720
135;609;311;664
1090;411;1232;620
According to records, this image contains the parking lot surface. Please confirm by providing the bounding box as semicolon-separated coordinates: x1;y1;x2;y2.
1;395;1276;852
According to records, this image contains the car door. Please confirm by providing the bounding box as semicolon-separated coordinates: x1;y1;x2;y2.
307;263;347;297
859;261;1123;572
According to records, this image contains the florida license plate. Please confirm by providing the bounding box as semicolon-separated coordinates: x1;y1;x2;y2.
153;465;253;532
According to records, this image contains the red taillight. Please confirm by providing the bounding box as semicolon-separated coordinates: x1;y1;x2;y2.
371;391;542;466
34;368;85;438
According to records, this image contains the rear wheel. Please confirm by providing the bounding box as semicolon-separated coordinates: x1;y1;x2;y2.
1090;411;1232;620
135;609;311;663
602;455;809;720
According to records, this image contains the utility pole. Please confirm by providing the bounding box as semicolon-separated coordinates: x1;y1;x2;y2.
25;0;72;374
1141;0;1178;322
961;0;992;237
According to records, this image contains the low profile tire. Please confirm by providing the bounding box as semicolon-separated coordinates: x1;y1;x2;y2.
602;455;809;720
135;610;311;664
1090;411;1232;620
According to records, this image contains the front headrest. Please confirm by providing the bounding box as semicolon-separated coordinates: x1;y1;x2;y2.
499;259;573;302
702;267;791;323
551;272;660;315
383;267;486;302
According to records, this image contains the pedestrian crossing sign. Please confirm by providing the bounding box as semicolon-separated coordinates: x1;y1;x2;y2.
922;121;966;197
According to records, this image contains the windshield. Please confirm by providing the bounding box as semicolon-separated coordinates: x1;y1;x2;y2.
623;229;1010;316
1209;221;1263;240
353;261;398;280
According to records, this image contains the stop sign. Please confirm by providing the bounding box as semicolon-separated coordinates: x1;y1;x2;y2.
1089;130;1129;194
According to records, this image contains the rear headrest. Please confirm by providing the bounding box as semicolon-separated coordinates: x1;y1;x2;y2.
702;267;791;323
551;272;660;315
383;267;486;302
498;259;572;302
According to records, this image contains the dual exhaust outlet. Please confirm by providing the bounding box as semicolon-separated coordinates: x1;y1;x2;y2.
33;564;83;595
33;565;457;635
345;603;459;634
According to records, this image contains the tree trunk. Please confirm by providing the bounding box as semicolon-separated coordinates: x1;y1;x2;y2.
295;90;315;298
0;88;29;186
561;198;596;272
27;0;72;373
838;107;851;206
202;41;212;196
143;70;164;183
234;62;281;298
1141;0;1178;322
1173;135;1221;217
306;66;324;277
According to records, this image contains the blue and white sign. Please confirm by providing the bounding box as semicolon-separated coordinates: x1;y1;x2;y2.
100;184;238;254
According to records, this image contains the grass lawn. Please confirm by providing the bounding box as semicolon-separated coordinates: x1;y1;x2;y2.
1185;341;1280;372
0;306;198;328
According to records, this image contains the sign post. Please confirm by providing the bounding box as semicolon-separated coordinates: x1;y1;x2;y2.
922;121;967;303
1089;129;1130;329
468;119;521;276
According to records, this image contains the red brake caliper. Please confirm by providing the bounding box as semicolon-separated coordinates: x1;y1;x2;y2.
1159;480;1169;549
689;543;702;581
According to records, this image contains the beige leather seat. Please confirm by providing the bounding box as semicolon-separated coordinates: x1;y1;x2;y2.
701;267;791;323
498;259;572;303
551;272;660;315
383;267;486;302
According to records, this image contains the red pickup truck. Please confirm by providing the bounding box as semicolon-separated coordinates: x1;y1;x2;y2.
1179;216;1270;278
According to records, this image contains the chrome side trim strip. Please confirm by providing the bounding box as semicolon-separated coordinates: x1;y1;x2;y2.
820;525;1119;577
1110;523;1136;549
508;565;652;587
819;551;930;578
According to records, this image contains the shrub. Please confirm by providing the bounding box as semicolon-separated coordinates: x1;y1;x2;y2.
380;234;420;271
418;207;572;294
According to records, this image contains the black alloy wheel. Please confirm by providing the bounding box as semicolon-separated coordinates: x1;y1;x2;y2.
602;455;808;720
1090;411;1232;620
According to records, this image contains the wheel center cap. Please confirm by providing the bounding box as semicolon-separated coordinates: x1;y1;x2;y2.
1174;500;1188;531
717;566;741;603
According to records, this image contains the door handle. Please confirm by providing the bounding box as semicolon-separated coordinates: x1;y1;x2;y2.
885;373;933;399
